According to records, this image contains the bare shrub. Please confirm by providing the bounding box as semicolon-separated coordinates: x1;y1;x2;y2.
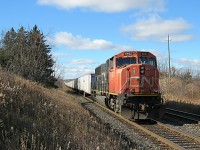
160;67;200;105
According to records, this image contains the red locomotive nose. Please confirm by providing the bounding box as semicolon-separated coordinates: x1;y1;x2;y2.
118;62;159;95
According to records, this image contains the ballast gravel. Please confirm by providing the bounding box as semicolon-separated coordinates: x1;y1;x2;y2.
162;119;200;138
77;96;164;150
172;124;200;138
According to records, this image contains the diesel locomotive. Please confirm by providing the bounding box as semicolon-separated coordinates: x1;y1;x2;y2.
91;51;164;119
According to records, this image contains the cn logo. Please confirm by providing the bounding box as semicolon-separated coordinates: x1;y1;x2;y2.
140;76;154;88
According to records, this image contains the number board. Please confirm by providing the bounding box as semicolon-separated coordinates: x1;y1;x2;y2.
141;52;148;56
124;52;133;56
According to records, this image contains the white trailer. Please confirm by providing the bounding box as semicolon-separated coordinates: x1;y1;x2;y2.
65;80;75;88
78;74;95;95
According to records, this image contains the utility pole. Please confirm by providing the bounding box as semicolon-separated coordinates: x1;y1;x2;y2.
168;34;171;82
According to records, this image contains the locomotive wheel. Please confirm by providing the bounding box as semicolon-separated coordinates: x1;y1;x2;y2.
110;98;115;110
113;99;121;114
105;98;110;108
91;92;96;101
131;104;140;119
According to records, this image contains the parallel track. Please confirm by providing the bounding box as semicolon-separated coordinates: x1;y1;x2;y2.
141;122;200;149
83;96;200;149
165;108;200;124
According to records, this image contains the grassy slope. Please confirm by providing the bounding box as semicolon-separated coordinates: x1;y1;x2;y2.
0;70;124;150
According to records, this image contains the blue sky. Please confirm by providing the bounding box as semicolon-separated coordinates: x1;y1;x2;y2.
1;0;200;79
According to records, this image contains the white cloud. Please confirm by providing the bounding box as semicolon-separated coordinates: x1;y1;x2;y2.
64;65;94;79
52;32;132;50
70;59;96;64
52;53;69;57
174;58;200;68
122;16;192;42
166;35;193;42
37;0;165;13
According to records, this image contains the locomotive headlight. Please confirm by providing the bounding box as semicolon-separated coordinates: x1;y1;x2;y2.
132;69;136;74
140;66;145;74
140;66;145;70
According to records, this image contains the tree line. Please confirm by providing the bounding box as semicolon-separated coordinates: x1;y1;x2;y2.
0;25;57;87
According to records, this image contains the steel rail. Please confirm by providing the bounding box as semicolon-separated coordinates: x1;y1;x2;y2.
156;121;200;143
166;108;200;118
166;108;200;124
141;122;200;149
165;112;199;123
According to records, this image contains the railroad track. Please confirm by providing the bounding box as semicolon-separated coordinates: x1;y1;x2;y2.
141;121;200;149
165;108;200;124
82;96;200;149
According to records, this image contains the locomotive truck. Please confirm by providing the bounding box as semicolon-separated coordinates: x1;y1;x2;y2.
91;51;164;119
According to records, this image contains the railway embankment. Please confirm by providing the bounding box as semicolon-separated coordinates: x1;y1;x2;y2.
0;70;130;149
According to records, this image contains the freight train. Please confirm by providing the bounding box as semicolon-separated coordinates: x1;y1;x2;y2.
66;51;165;119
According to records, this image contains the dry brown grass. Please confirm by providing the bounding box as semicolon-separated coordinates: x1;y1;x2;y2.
160;77;200;105
0;69;131;149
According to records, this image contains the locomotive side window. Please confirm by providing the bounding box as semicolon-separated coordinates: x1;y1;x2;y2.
109;57;114;69
139;58;157;67
116;57;136;67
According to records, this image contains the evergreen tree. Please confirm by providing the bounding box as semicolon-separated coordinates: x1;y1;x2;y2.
27;25;57;87
0;26;57;87
15;27;29;77
1;28;17;69
0;48;8;68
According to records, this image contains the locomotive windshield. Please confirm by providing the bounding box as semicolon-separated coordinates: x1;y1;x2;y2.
139;58;157;67
116;57;136;67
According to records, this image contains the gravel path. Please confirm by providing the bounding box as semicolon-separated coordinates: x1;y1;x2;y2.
76;96;165;150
